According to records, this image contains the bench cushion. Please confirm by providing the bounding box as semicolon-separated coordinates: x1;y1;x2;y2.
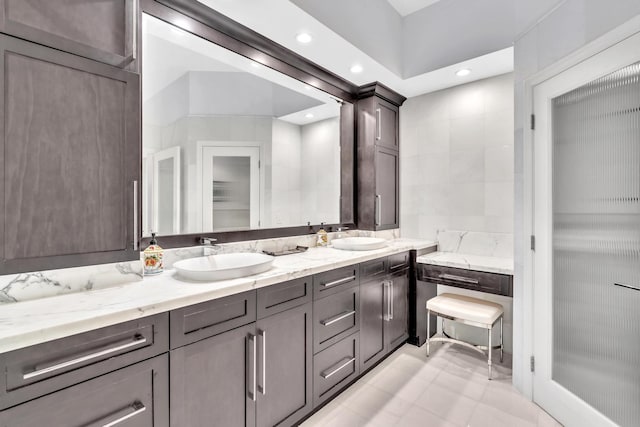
426;293;503;326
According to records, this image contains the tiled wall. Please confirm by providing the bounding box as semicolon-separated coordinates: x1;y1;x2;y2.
399;73;514;241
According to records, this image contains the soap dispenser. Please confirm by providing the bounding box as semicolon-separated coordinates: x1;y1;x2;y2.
316;223;328;247
143;232;164;275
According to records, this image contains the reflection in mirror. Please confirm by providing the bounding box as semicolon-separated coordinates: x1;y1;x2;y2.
142;14;342;237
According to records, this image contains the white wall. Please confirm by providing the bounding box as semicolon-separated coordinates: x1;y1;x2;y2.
513;1;640;397
400;73;514;240
271;119;303;227
300;117;341;225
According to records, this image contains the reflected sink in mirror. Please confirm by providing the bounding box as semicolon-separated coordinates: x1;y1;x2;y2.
331;237;387;251
173;253;274;281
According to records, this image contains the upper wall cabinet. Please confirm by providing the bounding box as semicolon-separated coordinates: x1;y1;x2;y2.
0;35;141;274
356;83;405;231
0;0;138;71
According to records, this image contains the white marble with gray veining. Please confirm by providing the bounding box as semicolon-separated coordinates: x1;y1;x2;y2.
436;230;513;258
416;251;514;275
0;261;143;304
0;236;435;353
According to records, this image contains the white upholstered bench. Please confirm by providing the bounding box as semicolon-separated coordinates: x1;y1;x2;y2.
426;293;504;379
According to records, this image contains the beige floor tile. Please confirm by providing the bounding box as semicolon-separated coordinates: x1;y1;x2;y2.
414;382;479;427
368;366;433;404
470;403;537;427
434;369;490;401
396;404;458;427
537;408;563;427
481;381;540;422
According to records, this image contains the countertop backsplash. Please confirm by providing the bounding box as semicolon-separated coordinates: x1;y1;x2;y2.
0;229;401;304
436;230;513;258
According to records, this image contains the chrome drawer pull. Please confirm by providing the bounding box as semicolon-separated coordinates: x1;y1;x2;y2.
438;273;479;284
23;335;147;380
320;310;356;326
322;275;356;288
376;108;381;140
321;357;356;379
249;333;257;401
259;329;266;395
101;401;146;427
614;282;640;291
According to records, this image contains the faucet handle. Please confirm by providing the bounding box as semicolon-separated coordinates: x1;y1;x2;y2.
200;237;218;245
337;226;350;232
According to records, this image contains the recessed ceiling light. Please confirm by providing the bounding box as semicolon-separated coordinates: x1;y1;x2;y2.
350;64;363;74
171;28;187;36
455;68;471;77
296;33;313;44
305;113;314;119
251;62;261;68
304;85;312;91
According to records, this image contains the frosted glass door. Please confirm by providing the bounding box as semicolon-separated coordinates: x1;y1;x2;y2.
533;32;640;427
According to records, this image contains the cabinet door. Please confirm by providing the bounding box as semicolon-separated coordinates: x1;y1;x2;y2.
359;278;387;372
374;99;398;150
387;268;409;349
0;35;140;274
256;302;312;427
0;354;168;427
374;146;399;230
170;323;256;427
0;0;137;70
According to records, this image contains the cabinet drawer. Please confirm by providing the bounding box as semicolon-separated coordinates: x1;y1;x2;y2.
360;258;387;280
0;354;168;427
417;264;513;297
170;290;256;349
257;277;312;319
388;252;410;272
313;265;359;300
314;287;359;353
0;313;168;410
313;332;359;407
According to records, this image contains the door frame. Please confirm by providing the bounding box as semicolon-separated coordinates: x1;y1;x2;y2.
522;13;640;415
152;146;181;235
196;141;265;232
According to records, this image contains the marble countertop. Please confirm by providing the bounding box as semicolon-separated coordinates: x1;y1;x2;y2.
416;252;514;275
0;238;436;353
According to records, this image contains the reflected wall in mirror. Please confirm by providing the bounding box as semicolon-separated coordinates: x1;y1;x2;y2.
142;14;342;237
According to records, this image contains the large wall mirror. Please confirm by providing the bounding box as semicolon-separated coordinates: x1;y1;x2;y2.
142;13;348;238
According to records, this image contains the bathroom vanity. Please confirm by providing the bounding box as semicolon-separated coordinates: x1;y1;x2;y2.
0;240;434;426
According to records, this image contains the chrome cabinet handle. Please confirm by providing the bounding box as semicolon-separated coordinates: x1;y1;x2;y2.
321;357;356;379
125;0;138;63
259;329;266;395
614;282;640;291
23;336;147;380
375;195;381;226
249;333;257;401
101;401;146;427
133;180;138;250
438;273;479;284
323;275;356;288
390;280;394;320
376;108;381;140
320;310;356;326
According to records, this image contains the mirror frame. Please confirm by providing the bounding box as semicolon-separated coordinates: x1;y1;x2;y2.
140;0;358;247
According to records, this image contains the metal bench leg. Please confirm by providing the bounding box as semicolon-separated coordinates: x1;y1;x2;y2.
426;309;431;357
500;316;504;363
488;326;492;380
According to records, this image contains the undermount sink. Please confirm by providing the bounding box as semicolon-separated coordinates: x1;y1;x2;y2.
331;237;387;251
173;253;274;281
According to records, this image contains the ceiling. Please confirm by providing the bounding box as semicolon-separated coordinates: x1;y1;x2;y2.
196;0;516;98
386;0;442;17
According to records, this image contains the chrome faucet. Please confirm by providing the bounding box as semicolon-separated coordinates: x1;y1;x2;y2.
336;226;349;238
200;237;218;245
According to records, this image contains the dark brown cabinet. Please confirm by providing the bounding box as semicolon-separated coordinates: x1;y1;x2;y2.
356;83;405;231
170;323;256;427
359;254;410;373
256;302;312;427
0;0;138;70
0;354;169;427
0;34;141;274
170;286;312;427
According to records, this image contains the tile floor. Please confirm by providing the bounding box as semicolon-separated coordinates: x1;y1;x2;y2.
301;343;562;427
